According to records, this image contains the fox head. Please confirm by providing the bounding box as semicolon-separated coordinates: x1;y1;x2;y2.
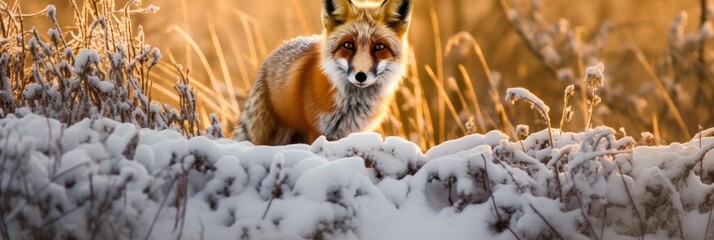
320;0;412;91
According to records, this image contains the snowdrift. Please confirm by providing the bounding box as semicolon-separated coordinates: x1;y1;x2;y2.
1;111;713;240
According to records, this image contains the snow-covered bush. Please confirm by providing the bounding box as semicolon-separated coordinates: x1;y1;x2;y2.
1;111;713;240
0;1;202;136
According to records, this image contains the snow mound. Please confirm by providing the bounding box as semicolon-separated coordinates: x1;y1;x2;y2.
1;112;713;240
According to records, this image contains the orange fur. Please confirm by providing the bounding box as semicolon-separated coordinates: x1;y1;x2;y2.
267;44;337;143
234;0;412;145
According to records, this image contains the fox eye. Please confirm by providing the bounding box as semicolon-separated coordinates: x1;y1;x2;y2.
374;43;386;51
343;42;354;50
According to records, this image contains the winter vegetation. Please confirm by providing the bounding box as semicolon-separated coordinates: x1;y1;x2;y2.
1;0;714;240
2;110;714;240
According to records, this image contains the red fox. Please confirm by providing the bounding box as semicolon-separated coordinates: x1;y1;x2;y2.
234;0;413;145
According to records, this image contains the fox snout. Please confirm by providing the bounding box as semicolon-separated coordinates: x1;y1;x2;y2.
346;53;380;88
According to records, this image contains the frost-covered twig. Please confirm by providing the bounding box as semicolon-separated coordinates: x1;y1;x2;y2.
616;164;646;237
569;173;600;240
144;175;179;240
262;157;287;220
528;203;564;240
516;124;529;151
583;63;604;129
481;155;521;240
206;113;224;139
174;166;190;238
559;85;575;131
506;87;553;147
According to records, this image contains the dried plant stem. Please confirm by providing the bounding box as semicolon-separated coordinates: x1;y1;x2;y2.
559;86;574;132
559;107;569;132
482;155;521;240
237;12;259;68
528;203;564;240
700;125;704;177
227;31;252;94
458;65;488;132
575;28;589;128
421;97;436;148
408;47;428;149
144;176;178;240
262;177;287;220
569;174;600;240
585;87;596;129
393;100;408;136
600;206;606;240
470;37;515;137
169;26;231;120
447;32;508;134
651;112;661;146
633;48;690;140
675;203;685;240
446;177;453;205
425;65;467;135
175;168;190;237
616;164;646;237
549;152;567;202
519;139;526;152
207;18;239;113
233;9;267;58
698;0;710;110
516;97;554;147
427;0;445;144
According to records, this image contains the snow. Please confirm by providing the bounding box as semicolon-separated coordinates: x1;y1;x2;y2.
516;124;530;136
23;83;44;100
505;87;551;117
47;28;60;41
73;49;100;74
694;127;714;141
1;112;713;240
89;76;115;93
584;63;605;89
46;5;56;20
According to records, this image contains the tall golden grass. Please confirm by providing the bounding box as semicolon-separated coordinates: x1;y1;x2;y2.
20;0;710;149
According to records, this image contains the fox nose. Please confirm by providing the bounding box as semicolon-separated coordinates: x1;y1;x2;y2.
355;72;367;83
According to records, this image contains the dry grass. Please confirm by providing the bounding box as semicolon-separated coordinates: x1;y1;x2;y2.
1;0;207;136
19;0;711;148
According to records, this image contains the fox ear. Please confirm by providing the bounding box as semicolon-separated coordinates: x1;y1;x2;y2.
380;0;413;35
323;0;354;31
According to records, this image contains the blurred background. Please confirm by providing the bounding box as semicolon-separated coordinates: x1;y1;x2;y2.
20;0;708;149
